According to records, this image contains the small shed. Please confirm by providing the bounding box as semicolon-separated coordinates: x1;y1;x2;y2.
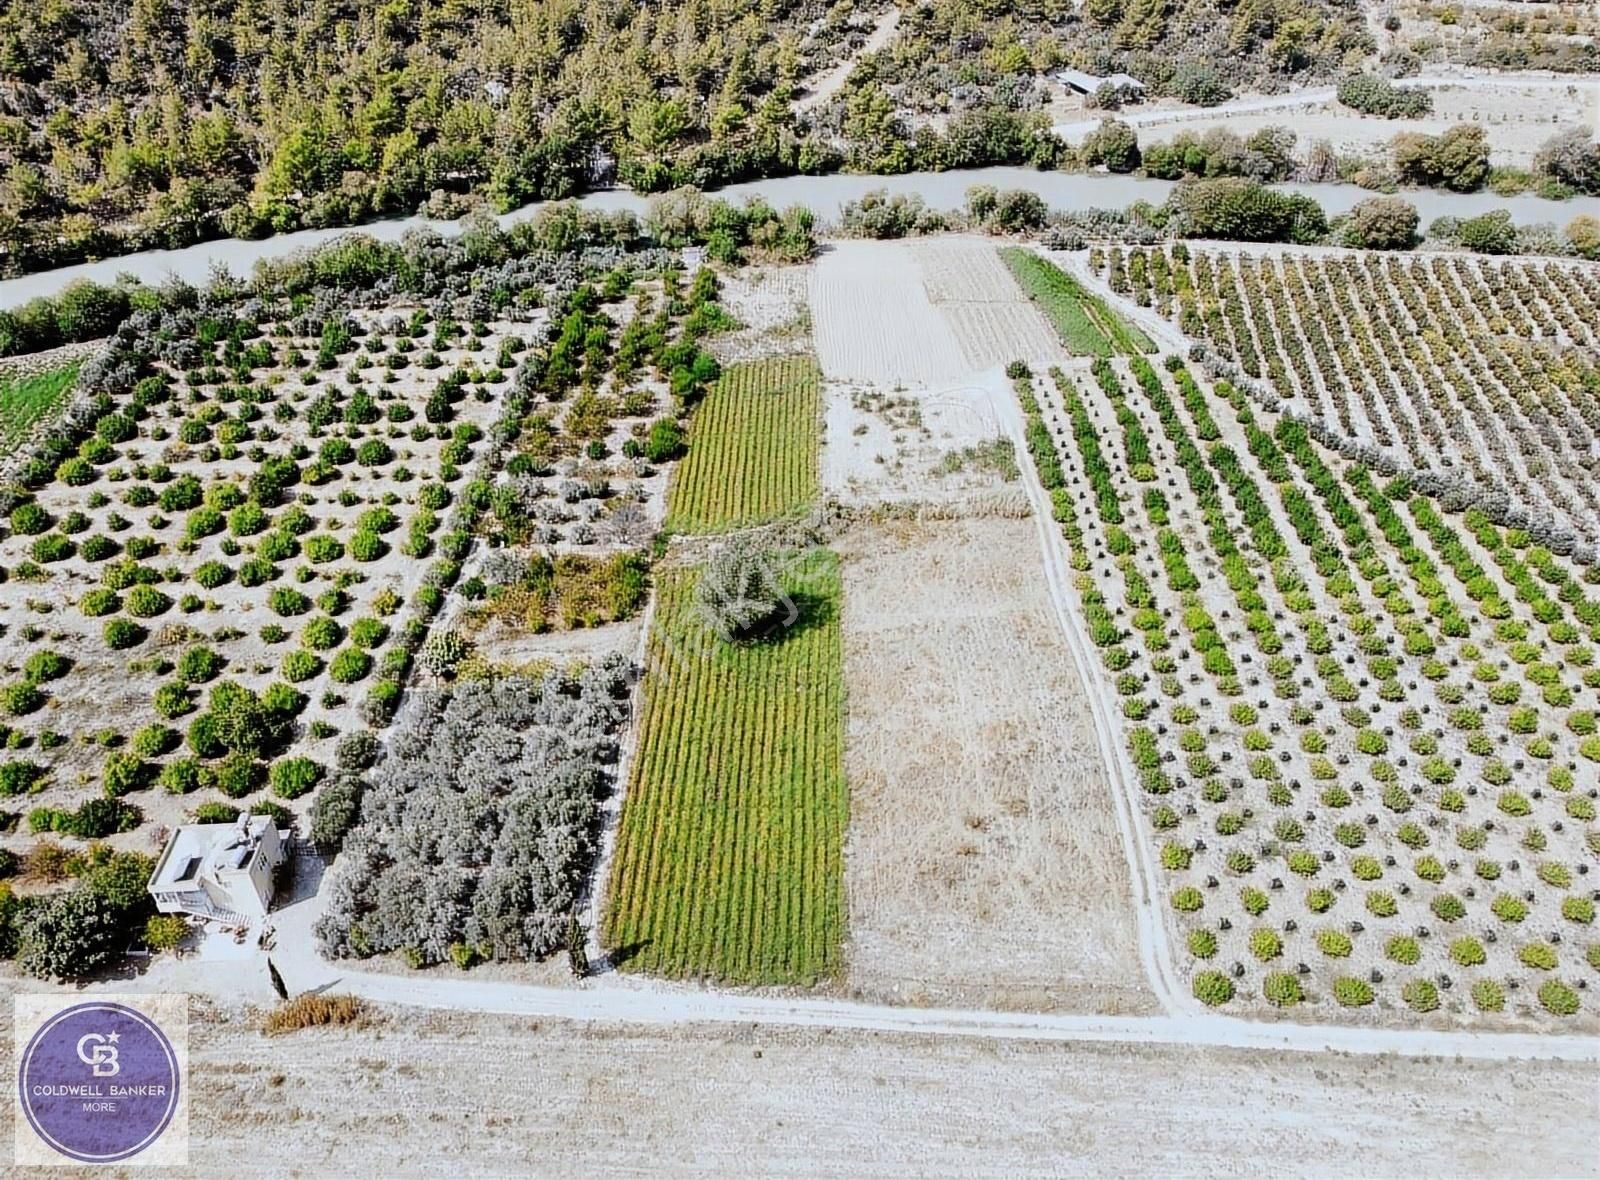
1054;68;1146;96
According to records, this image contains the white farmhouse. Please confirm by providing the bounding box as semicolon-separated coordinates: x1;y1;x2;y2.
147;816;287;926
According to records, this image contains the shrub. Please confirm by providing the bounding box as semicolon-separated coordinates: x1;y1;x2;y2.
79;588;121;617
1537;979;1580;1016
1563;897;1595;925
1431;893;1466;922
1519;943;1558;971
193;801;240;823
1471;979;1506;1012
1403;979;1440;1013
263;994;367;1035
329;648;373;684
1492;894;1528;923
269;756;324;800
102;618;146;650
1;681;44;716
1193;971;1234;1006
1315;929;1353;957
1249;928;1282;961
1188;929;1218;958
131;724;179;758
153;682;194;719
158;759;203;794
309;775;364;849
21;650;70;683
305;535;344;563
214;753;266;799
1262;972;1302;1007
302;617;344;650
281;649;322;682
1170;886;1204;913
348;618;388;649
269;587;312;616
177;646;224;683
1386;935;1421;965
143;913;188;952
334;730;381;772
1333;977;1373;1007
0;761;47;796
16;889;129;980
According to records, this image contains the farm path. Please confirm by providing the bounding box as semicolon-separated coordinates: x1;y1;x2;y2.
244;952;1598;1063
793;9;900;115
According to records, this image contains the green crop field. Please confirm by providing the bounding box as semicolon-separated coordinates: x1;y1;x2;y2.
0;364;79;453
1002;249;1153;357
664;355;820;533
603;552;846;984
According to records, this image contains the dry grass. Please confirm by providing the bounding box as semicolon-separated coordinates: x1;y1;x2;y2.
262;993;370;1035
837;516;1152;1013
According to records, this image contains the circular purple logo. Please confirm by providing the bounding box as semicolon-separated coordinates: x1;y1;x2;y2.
17;1001;180;1163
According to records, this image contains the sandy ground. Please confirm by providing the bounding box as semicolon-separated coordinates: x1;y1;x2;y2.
3;1000;1593;1178
837;516;1152;1015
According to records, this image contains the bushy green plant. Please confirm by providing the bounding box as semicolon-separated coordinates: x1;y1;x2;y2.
1332;977;1373;1007
269;756;323;800
1192;970;1234;1006
1403;978;1440;1013
1262;971;1302;1007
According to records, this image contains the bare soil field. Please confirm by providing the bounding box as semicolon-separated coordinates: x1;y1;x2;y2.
810;237;1059;388
6;999;1593;1178
838;515;1151;1014
711;265;812;363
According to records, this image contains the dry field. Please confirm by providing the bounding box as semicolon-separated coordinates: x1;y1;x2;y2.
711;265;812;364
4;999;1593;1178
810;237;1059;388
813;238;1052;505
838;515;1151;1014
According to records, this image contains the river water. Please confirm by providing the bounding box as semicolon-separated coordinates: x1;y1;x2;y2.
4;167;1595;309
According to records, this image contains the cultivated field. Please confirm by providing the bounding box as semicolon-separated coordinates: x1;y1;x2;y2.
1112;245;1600;553
0;306;512;855
838;515;1151;1013
1016;309;1600;1023
0;363;79;452
604;552;846;984
664;356;821;533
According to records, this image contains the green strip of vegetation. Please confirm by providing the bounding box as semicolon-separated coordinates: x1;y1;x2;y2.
1001;248;1153;357
605;552;845;985
0;364;79;455
664;355;820;534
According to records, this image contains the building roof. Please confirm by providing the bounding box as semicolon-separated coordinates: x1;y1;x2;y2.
1055;67;1145;93
148;816;276;894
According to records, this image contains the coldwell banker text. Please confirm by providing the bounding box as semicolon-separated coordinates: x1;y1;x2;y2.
30;1083;171;1104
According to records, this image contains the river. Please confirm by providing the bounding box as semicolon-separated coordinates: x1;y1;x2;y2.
3;167;1596;309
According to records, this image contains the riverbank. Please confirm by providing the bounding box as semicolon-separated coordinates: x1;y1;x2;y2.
4;168;1597;309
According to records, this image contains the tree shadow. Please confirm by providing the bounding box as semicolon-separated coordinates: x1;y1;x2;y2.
605;939;652;969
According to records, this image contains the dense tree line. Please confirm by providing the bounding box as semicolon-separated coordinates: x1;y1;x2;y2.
0;0;1371;277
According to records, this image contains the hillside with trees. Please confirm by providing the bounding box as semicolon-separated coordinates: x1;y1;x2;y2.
0;0;1372;276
